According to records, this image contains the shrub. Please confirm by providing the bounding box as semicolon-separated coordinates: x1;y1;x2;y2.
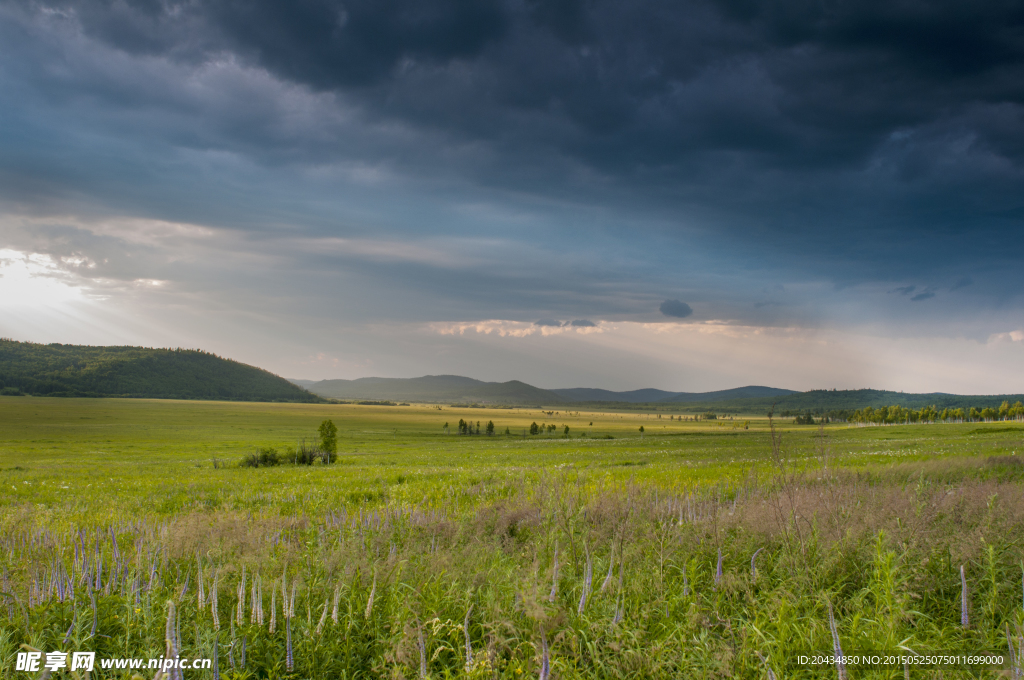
294;439;336;464
240;447;280;468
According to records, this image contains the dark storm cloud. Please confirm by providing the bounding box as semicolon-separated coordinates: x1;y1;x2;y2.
659;300;693;319
20;0;1024;168
1;0;1023;324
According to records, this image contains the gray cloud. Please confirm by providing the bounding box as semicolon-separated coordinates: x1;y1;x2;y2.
569;319;596;327
535;319;563;327
951;277;974;291
911;290;936;302
659;300;693;319
0;0;1022;375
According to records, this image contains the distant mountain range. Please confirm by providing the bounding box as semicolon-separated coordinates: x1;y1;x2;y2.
293;375;797;404
550;385;796;403
290;375;561;404
290;374;1024;413
0;340;321;402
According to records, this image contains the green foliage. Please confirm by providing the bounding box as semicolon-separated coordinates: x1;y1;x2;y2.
318;419;338;453
0;339;321;402
849;401;1024;424
530;421;539;435
241;447;281;468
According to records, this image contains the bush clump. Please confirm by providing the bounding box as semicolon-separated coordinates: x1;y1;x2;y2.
240;447;280;468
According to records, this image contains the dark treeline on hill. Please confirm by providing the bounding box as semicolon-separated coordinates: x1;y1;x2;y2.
579;389;1024;416
0;339;321;402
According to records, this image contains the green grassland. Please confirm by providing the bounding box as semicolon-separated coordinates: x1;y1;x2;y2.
3;396;1024;678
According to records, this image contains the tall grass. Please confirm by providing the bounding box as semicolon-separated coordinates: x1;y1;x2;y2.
3;455;1024;678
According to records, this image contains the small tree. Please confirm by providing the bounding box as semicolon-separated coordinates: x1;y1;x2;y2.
486;420;495;435
318;419;338;455
639;425;644;439
563;425;570;437
530;422;539;435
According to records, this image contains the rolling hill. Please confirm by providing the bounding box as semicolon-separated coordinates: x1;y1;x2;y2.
0;340;321;402
295;376;800;405
689;389;1024;415
550;387;680;403
550;385;798;403
292;374;1023;414
294;375;567;404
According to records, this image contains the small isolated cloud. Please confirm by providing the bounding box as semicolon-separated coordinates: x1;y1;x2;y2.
911;289;936;302
569;319;596;327
889;285;916;296
951;277;974;291
659;299;693;318
535;319;563;327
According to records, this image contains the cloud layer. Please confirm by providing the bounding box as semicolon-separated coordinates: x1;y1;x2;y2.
0;0;1022;389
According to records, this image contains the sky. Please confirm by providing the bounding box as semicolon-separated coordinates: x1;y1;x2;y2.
1;0;1023;393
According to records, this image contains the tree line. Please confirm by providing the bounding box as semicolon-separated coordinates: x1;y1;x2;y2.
444;419;578;437
847;401;1024;425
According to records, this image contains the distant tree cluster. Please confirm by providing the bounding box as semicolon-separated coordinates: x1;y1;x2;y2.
848;402;1024;425
525;421;568;436
453;419;498;435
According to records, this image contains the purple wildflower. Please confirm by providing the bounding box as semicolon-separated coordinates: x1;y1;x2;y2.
961;565;969;628
828;602;847;680
539;629;550;680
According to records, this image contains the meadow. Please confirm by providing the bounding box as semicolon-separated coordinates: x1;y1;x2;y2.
2;396;1024;678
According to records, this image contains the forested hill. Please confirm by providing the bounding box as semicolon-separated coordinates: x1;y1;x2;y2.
0;340;321;402
593;388;1024;415
296;375;567;404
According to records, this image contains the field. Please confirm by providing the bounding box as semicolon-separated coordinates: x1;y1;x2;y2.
3;396;1024;678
